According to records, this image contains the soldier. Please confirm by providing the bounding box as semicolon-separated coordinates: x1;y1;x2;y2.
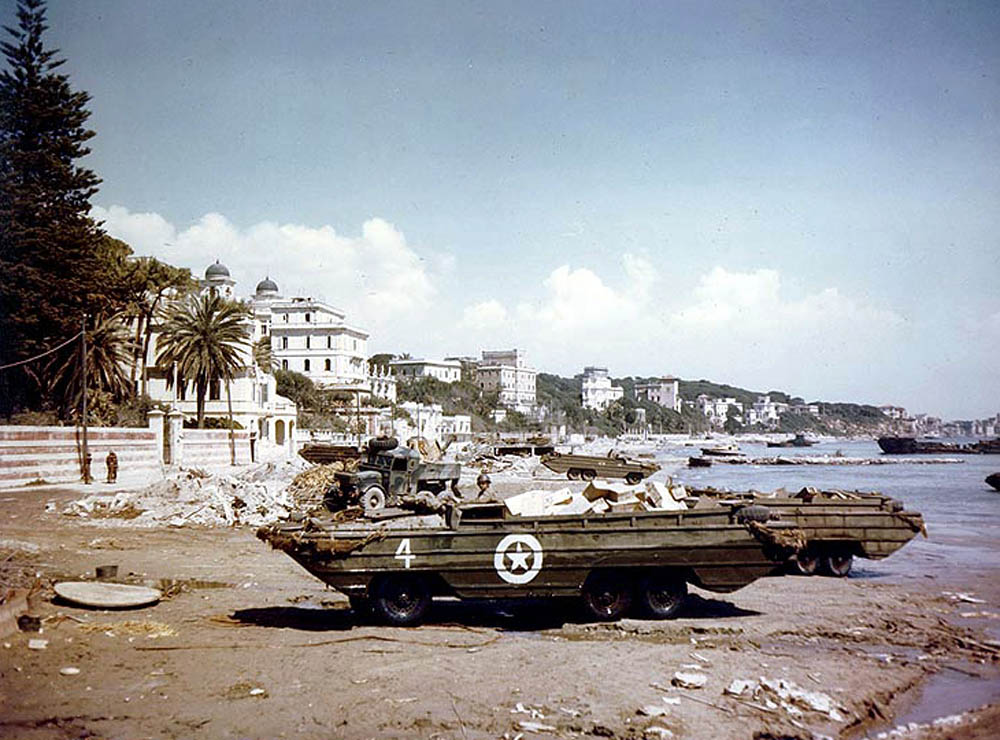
105;450;118;483
476;472;492;499
82;452;93;484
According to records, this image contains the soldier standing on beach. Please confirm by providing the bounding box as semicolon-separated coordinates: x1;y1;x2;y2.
105;450;118;483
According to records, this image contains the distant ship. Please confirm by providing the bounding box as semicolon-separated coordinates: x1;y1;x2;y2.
877;437;1000;455
767;434;817;448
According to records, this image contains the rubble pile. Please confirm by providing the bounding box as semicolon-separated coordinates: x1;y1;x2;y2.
286;460;358;511
503;479;689;517
62;462;309;528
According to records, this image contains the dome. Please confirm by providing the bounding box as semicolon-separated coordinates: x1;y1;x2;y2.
205;260;230;279
255;276;279;295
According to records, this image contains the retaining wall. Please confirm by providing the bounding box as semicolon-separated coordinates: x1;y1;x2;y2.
0;425;161;487
180;429;251;467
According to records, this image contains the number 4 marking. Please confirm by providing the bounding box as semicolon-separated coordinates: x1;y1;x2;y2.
395;538;415;568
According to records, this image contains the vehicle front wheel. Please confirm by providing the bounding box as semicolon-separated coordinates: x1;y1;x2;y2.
822;552;853;578
625;472;643;485
638;573;687;619
360;485;387;512
371;576;431;626
791;548;820;576
581;469;597;481
581;572;633;621
567;469;581;481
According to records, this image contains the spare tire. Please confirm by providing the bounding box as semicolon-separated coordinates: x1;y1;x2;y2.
735;504;772;524
368;436;399;452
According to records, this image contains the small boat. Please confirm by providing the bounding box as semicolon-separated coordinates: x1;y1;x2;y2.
987;473;1000;492
767;434;817;448
688;456;712;468
701;444;742;457
298;443;362;465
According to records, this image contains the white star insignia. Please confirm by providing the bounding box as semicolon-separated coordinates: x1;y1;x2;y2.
505;542;532;571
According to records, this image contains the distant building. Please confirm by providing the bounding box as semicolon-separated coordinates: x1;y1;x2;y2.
879;405;908;420
747;395;789;427
581;367;624;411
698;395;744;427
475;349;537;413
389;358;462;384
787;403;820;417
634;377;681;412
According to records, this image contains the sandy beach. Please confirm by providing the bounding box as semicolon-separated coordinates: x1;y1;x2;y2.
2;452;999;740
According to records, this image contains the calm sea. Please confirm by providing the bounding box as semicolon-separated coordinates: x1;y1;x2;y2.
658;438;1000;610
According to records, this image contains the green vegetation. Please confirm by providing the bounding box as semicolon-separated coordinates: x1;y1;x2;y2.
397;376;499;432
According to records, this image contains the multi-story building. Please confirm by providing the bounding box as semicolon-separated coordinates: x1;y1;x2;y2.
634;377;681;412
879;405;908;420
746;395;789;427
475;349;537;413
144;262;298;449
251;277;396;401
389;358;462;383
698;395;744;427
581;367;624;411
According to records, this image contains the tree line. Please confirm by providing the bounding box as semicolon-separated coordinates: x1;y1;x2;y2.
0;0;253;427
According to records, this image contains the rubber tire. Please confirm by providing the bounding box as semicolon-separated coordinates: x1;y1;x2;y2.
581;469;597;482
822;552;853;578
639;574;687;619
791;548;820;576
567;469;581;481
371;576;431;627
368;436;399;452
581;572;633;621
625;472;643;485
360;485;387;512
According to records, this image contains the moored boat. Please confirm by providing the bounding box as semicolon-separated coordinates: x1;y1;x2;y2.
878;436;1000;455
986;473;1000;492
540;451;659;483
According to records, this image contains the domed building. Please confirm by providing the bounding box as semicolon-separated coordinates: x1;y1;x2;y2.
201;260;236;299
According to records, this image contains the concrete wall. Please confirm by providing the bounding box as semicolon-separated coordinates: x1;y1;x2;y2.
180;429;251;467
0;425;161;487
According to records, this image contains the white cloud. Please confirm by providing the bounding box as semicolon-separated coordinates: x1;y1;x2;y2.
460;299;508;329
92;205;443;341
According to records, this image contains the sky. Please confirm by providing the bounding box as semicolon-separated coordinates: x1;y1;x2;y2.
9;1;998;419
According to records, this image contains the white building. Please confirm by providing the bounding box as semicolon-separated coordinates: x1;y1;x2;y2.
747;395;789;427
698;395;744;427
475;349;537;413
581;367;624;411
879;405;908;420
388;403;471;444
634;377;681;412
144;262;298;452
389;358;462;384
250;277;396;402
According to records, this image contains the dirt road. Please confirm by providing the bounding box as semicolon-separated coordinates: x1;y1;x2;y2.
1;484;998;740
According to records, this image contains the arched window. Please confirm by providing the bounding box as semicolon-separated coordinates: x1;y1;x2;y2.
281;359;288;370
304;359;310;372
324;359;331;371
281;336;288;349
305;313;311;322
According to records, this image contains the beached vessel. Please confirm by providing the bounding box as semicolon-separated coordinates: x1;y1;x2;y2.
257;500;802;625
986;473;1000;492
688;487;925;577
767;434;817;448
540;451;659;483
700;444;743;457
877;436;1000;455
298;443;362;465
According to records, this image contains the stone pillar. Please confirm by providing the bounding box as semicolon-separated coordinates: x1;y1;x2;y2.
147;409;165;465
167;410;185;467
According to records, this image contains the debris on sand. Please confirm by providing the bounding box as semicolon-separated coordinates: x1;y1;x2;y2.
62;462;309;528
723;677;846;721
77;620;176;639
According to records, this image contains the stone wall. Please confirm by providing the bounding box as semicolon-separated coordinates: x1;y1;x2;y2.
0;425;161;487
180;429;251;467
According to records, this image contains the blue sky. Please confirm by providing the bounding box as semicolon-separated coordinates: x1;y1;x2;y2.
13;1;999;418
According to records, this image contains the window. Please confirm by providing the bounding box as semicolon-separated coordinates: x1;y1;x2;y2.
282;359;288;370
325;359;331;371
282;314;288;322
304;359;310;372
209;379;220;401
327;336;332;349
306;336;310;349
282;337;288;349
305;313;311;322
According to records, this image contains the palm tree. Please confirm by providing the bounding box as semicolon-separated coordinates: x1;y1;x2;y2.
156;293;251;428
50;314;135;417
253;335;275;373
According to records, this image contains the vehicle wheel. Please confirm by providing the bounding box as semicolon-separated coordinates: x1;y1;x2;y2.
371;576;431;627
625;472;643;485
567;469;581;481
581;572;633;621
348;595;371;618
360;485;387;512
822;552;853;578
581;469;597;482
791;548;820;576
368;436;399;452
638;573;687;619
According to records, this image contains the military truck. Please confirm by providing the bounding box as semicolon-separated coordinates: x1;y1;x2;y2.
325;438;462;512
258;499;803;626
541;451;659;483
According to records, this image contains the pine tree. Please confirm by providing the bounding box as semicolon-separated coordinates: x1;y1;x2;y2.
0;0;105;415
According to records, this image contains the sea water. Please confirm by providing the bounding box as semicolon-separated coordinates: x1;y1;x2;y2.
662;438;1000;605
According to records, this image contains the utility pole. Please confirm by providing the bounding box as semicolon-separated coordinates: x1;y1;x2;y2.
80;315;90;484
